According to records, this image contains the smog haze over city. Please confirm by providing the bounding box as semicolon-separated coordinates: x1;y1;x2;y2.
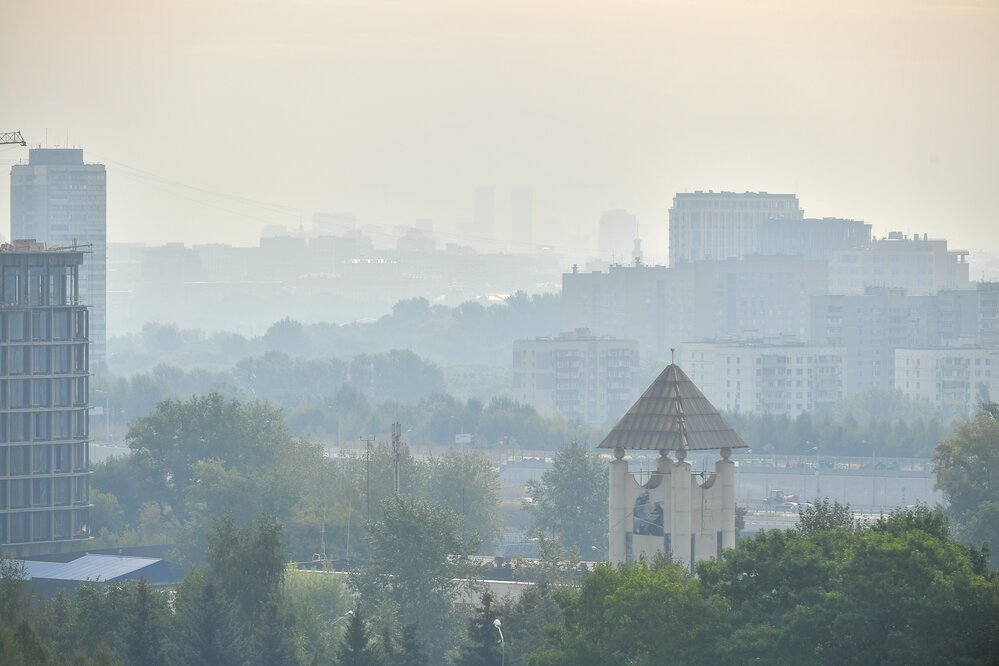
2;2;999;665
3;0;998;256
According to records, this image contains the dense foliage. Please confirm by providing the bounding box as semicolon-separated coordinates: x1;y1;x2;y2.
532;507;999;665
91;393;503;566
525;441;608;555
934;402;999;570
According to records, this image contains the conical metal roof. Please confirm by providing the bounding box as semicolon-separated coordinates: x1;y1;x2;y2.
597;363;747;451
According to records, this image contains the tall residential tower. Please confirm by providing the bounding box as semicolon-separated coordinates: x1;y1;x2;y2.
10;149;106;365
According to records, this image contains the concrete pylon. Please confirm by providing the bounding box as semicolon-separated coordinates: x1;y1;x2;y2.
608;447;629;565
670;448;692;569
718;447;736;551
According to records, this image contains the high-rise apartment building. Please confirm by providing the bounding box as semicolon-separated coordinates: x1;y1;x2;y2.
561;255;826;359
811;287;932;395
668;191;803;265
10;149;107;366
895;347;999;417
979;282;999;348
755;217;871;260
681;342;846;416
0;240;91;556
829;232;970;296
513;329;639;426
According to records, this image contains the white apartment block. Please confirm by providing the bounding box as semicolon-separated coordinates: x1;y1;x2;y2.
512;330;639;426
830;232;970;297
895;347;999;416
669;191;803;265
681;342;847;416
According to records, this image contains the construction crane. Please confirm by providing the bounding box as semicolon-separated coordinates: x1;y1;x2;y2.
0;131;26;146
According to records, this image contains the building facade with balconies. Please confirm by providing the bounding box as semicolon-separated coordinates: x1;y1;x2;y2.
681;342;846;417
0;240;90;556
513;329;639;426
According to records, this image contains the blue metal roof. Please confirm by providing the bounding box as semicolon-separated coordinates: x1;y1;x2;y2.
21;554;161;581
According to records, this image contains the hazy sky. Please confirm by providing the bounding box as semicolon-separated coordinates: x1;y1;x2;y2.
2;0;997;263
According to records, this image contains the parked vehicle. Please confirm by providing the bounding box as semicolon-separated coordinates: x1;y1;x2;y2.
766;489;799;506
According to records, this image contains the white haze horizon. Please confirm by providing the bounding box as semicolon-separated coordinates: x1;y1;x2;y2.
2;0;998;264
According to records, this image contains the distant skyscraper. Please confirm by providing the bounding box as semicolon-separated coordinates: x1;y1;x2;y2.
472;187;496;242
10;149;107;365
668;191;802;265
598;209;638;263
511;187;533;253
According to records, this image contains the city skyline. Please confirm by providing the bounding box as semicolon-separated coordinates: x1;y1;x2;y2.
2;0;997;258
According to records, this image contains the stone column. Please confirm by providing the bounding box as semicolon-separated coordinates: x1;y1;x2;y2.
608;447;629;565
670;447;692;570
717;447;736;551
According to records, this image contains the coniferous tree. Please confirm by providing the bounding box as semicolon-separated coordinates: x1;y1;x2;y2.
13;618;53;666
337;599;380;666
172;577;246;666
451;591;502;666
124;579;169;666
397;623;429;666
253;593;298;666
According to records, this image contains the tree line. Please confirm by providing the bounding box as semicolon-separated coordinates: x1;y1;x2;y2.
4;504;996;664
108;292;561;375
6;399;999;664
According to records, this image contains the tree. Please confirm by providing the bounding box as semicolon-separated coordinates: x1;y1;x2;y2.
126;393;295;521
934;402;999;569
425;451;502;549
396;623;429;666
123;579;169;666
12;618;53;666
254;594;298;666
525;441;607;554
359;495;479;664
171;575;246;666
0;552;28;627
337;599;380;666
696;507;999;665
530;560;726;666
205;513;287;623
796;499;856;537
451;591;502;666
493;583;562;666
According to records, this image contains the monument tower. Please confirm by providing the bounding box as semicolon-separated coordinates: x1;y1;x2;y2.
599;358;747;569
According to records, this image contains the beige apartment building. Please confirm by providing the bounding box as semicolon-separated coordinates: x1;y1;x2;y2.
513;329;639;426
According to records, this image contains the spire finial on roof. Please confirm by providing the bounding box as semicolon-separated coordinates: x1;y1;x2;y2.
670;347;675;364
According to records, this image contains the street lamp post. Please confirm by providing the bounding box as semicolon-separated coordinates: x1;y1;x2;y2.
807;442;820;500
493;618;504;666
330;609;354;632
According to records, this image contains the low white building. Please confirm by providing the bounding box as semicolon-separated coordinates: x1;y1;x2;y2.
895;347;999;416
681;342;847;416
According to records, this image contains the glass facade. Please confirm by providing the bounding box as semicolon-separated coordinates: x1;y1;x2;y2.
0;244;90;552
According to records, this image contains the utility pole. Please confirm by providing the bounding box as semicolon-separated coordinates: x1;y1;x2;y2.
391;421;402;495
359;435;374;520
